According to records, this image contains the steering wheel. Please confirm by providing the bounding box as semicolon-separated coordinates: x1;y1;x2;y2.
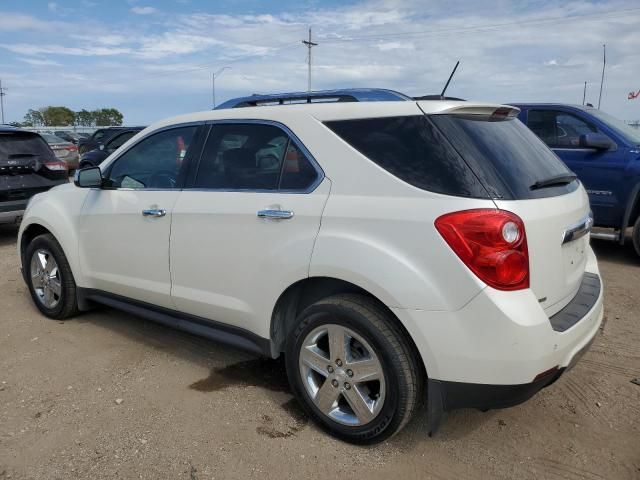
149;169;178;189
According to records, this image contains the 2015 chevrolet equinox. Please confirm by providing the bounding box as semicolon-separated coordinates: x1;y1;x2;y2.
18;89;603;444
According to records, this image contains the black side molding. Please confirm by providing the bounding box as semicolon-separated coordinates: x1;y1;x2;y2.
77;288;272;357
549;273;601;332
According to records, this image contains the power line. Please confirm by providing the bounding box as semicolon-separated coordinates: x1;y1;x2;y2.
302;28;318;92
319;7;640;43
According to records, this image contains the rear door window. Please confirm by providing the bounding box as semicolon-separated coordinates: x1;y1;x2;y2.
324;116;489;198
193;123;319;191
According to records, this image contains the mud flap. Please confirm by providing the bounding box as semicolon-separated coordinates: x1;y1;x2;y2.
426;378;445;436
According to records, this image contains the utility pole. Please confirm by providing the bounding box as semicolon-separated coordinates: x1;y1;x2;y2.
598;44;606;109
582;81;587;105
212;66;230;109
0;79;6;124
302;28;318;92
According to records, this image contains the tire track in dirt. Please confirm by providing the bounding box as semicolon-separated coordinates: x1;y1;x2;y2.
533;457;607;480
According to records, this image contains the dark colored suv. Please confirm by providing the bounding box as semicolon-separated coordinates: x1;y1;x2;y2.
79;127;144;168
0;127;69;225
78;126;145;154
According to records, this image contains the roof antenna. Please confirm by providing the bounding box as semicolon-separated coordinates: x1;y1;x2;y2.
440;60;460;99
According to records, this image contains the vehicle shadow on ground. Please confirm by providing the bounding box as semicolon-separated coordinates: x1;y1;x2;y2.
0;224;19;248
591;236;639;267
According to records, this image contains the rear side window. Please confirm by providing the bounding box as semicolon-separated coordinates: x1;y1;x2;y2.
430;115;577;199
0;132;56;162
527;110;598;148
324;116;489;198
194;123;318;191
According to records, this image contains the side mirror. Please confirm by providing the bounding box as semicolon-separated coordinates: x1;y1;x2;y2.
74;166;103;188
579;132;614;150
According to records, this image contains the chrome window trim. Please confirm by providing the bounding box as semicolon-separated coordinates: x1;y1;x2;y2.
184;118;325;195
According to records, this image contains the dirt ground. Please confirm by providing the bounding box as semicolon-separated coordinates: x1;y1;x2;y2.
0;224;638;480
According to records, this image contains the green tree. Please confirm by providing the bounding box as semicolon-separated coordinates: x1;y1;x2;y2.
75;109;95;127
93;108;123;126
23;109;44;127
40;106;75;126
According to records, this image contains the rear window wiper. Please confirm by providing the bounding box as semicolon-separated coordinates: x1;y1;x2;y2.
530;173;577;191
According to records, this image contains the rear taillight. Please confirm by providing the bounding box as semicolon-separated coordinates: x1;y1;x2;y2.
65;145;78;152
435;209;529;291
43;160;68;172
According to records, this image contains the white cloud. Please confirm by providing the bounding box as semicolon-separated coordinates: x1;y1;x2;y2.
48;2;58;12
131;6;157;15
19;58;62;67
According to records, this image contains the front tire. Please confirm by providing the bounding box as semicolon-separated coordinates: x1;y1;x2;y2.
286;294;422;444
633;216;640;257
25;233;79;320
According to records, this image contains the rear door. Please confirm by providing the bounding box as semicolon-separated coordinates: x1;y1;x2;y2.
427;107;591;315
170;121;330;337
525;108;623;226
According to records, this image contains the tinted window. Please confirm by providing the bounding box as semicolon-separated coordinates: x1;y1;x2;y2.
528;110;598;148
107;126;196;189
0;132;56;162
194;123;316;191
106;131;137;152
325;116;488;198
279;141;318;190
431;115;577;199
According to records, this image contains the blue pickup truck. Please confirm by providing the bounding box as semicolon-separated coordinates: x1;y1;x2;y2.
511;103;640;257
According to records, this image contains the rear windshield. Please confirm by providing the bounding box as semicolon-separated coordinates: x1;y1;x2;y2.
325;114;577;200
324;116;489;198
430;115;577;199
0;132;56;161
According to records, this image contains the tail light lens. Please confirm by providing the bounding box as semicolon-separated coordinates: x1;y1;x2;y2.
65;145;78;152
435;209;529;291
43;160;68;172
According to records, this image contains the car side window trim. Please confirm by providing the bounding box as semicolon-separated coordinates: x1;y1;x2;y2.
184;119;325;194
526;109;614;151
101;122;206;191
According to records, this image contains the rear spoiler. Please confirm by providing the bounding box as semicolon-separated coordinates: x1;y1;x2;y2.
429;104;521;120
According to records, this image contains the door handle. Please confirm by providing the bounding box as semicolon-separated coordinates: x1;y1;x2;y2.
142;208;167;217
257;209;294;220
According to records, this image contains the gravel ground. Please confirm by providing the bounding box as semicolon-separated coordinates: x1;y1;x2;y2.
0;224;639;480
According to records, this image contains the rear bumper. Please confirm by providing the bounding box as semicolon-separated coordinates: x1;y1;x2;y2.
393;246;603;387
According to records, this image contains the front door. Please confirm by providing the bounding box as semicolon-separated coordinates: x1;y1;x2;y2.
170;122;330;337
78;125;200;308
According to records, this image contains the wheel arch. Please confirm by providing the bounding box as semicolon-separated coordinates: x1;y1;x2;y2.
269;276;427;377
620;181;640;244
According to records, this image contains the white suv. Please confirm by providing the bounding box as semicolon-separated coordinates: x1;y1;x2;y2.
18;89;603;444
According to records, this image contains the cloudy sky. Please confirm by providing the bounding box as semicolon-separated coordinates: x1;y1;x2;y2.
0;0;639;125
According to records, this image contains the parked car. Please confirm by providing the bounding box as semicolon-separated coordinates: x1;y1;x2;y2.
54;130;83;144
79;127;144;168
510;103;640;256
0;126;68;225
78;126;144;154
18;89;603;444
40;133;79;171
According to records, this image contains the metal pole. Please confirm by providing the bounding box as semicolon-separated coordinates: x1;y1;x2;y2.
302;28;318;92
598;44;606;109
212;72;215;108
0;79;5;124
582;81;587;105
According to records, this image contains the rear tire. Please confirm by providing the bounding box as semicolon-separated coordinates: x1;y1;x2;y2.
633;216;640;257
286;294;422;444
25;233;79;320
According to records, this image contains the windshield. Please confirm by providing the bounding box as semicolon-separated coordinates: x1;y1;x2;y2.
588;109;640;145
